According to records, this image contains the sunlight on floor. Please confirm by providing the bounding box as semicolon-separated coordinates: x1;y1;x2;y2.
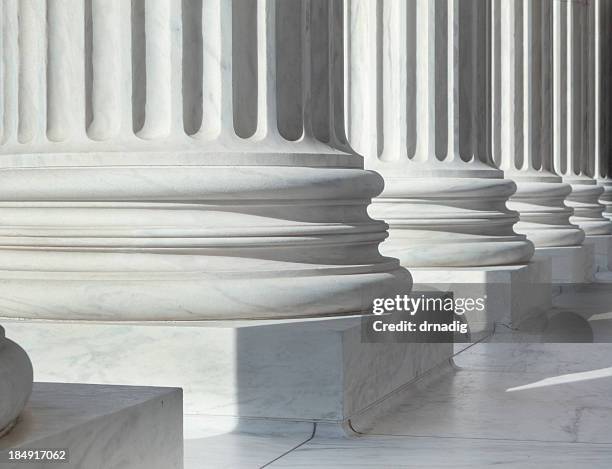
506;367;612;392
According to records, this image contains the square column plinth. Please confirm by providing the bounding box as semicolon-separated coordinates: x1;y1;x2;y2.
534;244;594;284
0;383;183;469
409;259;552;339
582;235;612;273
2;318;452;436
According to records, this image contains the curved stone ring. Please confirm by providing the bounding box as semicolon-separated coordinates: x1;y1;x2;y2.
0;326;33;438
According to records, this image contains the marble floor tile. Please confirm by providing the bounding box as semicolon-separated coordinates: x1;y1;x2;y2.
183;416;314;469
363;367;612;443
266;435;612;468
454;343;612;373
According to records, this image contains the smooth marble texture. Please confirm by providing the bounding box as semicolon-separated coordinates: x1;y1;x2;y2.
566;182;612;235
364;366;612;442
454;343;612;374
184;415;314;469
0;0;411;323
0;326;33;438
495;1;586;249
2;317;452;431
534;244;594;283
509;182;586;247
266;435;612;468
345;0;534;268
0;383;183;469
182;284;612;468
583;235;612;272
601;181;612;220
410;260;552;335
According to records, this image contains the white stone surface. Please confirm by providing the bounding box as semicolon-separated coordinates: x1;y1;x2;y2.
0;0;410;322
1;317;452;431
454;343;612;374
0;326;33;438
534;244;594;283
206;341;612;468
553;0;612;236
494;0;585;249
0;383;183;469
410;259;552;335
583;235;612;272
367;365;612;442
345;0;534;268
509;182;585;247
601;181;612;220
566;181;612;235
266;435;612;468
184;415;314;469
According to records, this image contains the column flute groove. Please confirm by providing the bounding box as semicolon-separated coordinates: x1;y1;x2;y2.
345;0;534;268
0;0;409;321
556;0;612;235
495;0;585;248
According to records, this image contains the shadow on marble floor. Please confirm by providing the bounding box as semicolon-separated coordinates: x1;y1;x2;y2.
186;281;612;468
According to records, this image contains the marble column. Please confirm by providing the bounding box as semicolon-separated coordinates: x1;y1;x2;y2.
555;0;612;235
493;0;584;248
0;326;33;437
344;0;533;267
593;0;612;220
0;0;409;321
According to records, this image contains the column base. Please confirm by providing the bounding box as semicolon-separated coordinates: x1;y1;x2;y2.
0;328;33;436
0;419;17;440
1;317;452;436
0;383;183;469
409;259;552;337
372;177;534;267
509;180;585;247
583;235;612;272
533;244;594;284
566;182;612;235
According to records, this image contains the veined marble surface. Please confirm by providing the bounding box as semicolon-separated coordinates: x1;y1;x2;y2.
0;326;33;438
0;383;183;469
185;331;612;467
366;365;612;443
184;415;314;469
266;435;612;468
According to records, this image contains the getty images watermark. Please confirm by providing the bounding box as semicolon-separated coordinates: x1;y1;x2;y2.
362;291;487;342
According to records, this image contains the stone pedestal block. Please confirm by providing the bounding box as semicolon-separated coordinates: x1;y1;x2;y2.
583;235;612;273
534;245;594;284
0;383;183;469
1;317;451;436
410;259;552;337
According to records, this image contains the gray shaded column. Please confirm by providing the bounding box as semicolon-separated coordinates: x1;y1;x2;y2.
344;0;533;267
493;0;584;247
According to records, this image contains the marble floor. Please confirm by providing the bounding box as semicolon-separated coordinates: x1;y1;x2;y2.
185;284;612;468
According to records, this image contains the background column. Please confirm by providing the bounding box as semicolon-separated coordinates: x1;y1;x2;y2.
556;0;612;235
344;0;533;268
0;0;409;321
494;0;584;248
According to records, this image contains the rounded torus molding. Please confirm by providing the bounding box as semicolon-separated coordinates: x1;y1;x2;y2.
565;179;612;235
369;177;535;267
0;162;410;321
600;181;612;220
0;326;33;437
508;181;585;247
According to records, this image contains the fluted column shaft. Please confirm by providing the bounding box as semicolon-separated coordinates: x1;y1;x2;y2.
593;0;612;220
0;0;409;320
344;0;533;267
494;0;584;247
555;0;612;235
